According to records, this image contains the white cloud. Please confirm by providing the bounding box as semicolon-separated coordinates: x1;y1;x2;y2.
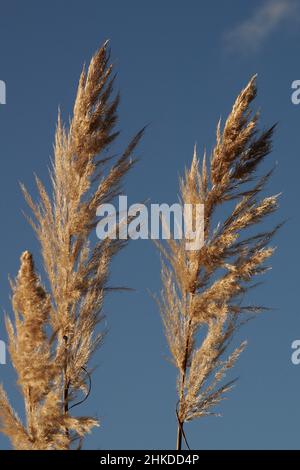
224;0;299;52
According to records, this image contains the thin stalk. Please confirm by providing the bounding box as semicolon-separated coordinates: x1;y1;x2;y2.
176;417;183;451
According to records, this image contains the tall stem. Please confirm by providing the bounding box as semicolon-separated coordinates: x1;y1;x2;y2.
176;419;183;451
63;335;70;440
176;316;192;450
63;236;72;442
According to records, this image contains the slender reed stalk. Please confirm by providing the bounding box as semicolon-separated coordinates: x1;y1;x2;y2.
0;42;143;449
156;76;280;450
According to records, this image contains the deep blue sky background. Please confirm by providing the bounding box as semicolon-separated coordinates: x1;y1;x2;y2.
0;0;300;450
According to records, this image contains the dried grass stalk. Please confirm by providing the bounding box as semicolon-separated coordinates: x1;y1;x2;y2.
0;42;143;450
156;76;280;450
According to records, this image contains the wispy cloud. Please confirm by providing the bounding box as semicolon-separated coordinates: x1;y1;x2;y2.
224;0;299;53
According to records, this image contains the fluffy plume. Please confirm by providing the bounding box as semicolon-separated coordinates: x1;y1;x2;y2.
156;76;280;450
0;42;143;449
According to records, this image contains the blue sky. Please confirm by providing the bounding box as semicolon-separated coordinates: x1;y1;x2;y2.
0;0;300;450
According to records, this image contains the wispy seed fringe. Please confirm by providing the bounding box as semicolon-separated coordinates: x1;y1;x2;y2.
0;42;143;450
